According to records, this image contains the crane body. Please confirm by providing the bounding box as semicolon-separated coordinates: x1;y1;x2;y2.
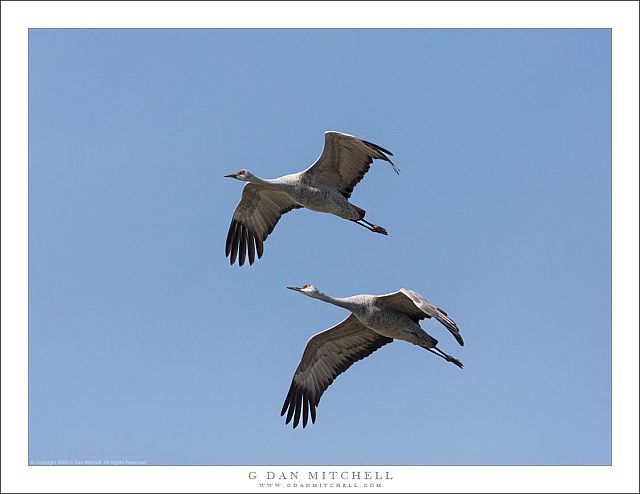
224;131;399;266
281;285;464;429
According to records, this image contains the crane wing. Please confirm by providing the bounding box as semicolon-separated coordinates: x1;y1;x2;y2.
225;183;301;266
378;288;464;346
301;131;399;198
281;314;393;429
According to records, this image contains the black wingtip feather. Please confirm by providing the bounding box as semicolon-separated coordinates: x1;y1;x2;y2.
440;312;464;346
281;382;317;430
363;140;400;174
255;235;264;259
225;219;237;257
281;385;293;417
362;139;393;157
229;222;240;265
302;395;309;428
238;225;247;267
292;388;303;428
445;324;464;346
247;229;256;265
285;388;296;424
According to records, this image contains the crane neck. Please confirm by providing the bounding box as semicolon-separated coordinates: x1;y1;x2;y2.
313;292;360;312
246;175;284;190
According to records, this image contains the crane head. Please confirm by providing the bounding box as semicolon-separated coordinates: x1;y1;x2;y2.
287;284;319;296
224;169;251;181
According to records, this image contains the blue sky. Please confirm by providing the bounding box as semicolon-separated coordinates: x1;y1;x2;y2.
28;28;611;465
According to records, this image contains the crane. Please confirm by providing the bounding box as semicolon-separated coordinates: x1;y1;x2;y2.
224;131;400;266
281;284;464;429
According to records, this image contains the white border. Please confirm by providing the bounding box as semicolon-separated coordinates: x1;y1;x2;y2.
2;1;638;493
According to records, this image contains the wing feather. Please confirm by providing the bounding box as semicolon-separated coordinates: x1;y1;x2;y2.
238;224;247;267
378;289;464;346
229;221;240;265
225;183;302;266
246;228;255;265
281;314;393;429
302;131;399;199
225;219;237;257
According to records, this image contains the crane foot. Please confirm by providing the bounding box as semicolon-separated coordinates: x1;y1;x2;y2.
448;356;464;369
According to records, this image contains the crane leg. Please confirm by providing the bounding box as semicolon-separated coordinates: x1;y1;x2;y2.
352;219;388;235
426;347;464;369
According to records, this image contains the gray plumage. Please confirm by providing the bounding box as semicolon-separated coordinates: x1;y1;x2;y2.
224;131;399;266
282;285;464;429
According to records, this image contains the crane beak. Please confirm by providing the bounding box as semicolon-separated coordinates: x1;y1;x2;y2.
224;173;237;178
287;286;302;292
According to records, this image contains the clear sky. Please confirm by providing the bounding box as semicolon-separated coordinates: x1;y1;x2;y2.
28;28;611;466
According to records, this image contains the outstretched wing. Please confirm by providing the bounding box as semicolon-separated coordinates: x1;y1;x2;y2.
281;314;393;429
301;131;399;198
225;183;301;266
378;288;464;346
